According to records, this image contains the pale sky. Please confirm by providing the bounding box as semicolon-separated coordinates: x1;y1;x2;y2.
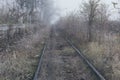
0;0;120;22
53;0;120;20
53;0;81;16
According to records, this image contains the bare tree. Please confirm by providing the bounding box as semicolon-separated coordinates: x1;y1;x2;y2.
0;0;54;24
15;0;37;23
15;0;54;24
81;0;100;42
96;4;109;26
39;0;55;24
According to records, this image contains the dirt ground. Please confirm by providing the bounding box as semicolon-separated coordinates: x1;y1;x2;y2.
38;30;98;80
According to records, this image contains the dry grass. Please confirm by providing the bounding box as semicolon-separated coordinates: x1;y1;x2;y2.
0;27;50;80
62;47;75;53
78;33;120;80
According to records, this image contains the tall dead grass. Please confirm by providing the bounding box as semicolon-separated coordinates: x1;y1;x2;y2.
0;25;50;80
78;32;120;80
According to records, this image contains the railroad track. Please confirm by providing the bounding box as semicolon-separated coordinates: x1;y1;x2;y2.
66;38;106;80
33;29;106;80
33;40;48;80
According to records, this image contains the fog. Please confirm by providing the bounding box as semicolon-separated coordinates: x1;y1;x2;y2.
0;0;120;80
0;0;119;21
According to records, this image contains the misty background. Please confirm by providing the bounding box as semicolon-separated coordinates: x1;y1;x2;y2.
0;0;120;24
0;0;120;80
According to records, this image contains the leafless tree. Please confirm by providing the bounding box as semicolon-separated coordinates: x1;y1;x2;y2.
15;0;54;24
15;0;37;23
39;0;55;24
81;0;100;41
96;4;109;26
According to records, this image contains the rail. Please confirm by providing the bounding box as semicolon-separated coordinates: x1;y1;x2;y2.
33;40;48;80
66;38;106;80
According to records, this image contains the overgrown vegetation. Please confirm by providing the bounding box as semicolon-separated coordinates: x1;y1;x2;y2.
0;0;120;80
0;25;50;80
55;0;120;80
0;0;52;80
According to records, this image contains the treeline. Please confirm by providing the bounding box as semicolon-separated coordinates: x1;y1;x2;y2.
0;0;54;24
56;0;120;43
